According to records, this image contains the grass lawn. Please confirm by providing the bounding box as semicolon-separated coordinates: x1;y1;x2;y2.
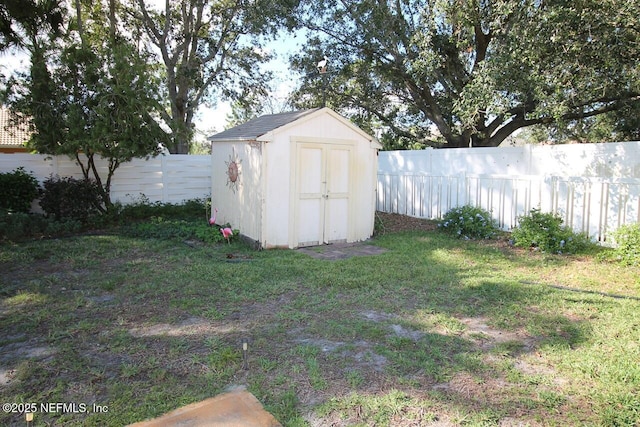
1;213;639;426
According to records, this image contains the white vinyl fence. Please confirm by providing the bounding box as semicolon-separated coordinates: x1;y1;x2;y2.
4;142;640;243
377;142;640;242
0;153;211;205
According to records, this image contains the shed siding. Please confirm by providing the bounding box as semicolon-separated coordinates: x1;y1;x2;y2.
262;138;292;247
211;141;262;243
210;108;379;249
263;114;377;248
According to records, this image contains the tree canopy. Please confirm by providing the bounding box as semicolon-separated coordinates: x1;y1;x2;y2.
291;0;640;148
4;0;169;210
130;0;299;153
3;0;637;158
3;0;300;158
0;0;64;50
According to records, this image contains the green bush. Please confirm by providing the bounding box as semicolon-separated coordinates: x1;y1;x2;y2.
198;223;239;244
39;176;103;223
119;197;208;222
0;211;81;242
511;208;592;254
118;199;238;244
43;218;83;236
0;167;40;213
611;223;640;265
0;197;227;243
438;205;498;239
0;212;37;241
122;217;238;245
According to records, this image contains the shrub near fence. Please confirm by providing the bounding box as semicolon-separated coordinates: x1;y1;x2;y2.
377;142;640;243
0;153;211;206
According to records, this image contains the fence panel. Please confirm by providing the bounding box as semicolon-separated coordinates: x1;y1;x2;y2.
160;155;212;203
0;153;211;205
376;173;466;219
376;172;640;242
5;144;640;242
549;177;640;241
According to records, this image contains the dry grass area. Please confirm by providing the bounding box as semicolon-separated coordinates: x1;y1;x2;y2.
376;212;440;233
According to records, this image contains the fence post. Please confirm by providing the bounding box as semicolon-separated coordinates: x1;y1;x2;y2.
52;155;60;178
462;171;469;208
161;155;169;203
542;175;554;214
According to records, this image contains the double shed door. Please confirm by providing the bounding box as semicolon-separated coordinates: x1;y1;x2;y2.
294;141;354;247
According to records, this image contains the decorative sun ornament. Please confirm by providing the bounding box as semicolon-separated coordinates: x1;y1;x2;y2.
225;149;241;193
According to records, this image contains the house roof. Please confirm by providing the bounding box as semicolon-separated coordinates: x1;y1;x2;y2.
208;109;320;142
0;107;31;148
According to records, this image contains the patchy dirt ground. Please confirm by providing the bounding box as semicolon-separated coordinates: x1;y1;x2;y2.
376;211;516;251
0;214;604;426
376;212;440;233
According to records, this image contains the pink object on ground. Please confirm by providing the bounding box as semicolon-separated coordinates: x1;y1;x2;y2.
221;227;233;242
209;208;218;225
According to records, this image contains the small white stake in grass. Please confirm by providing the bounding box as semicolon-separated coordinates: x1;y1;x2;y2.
242;338;249;370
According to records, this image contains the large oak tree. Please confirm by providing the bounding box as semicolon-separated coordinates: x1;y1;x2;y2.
131;0;299;153
291;0;640;148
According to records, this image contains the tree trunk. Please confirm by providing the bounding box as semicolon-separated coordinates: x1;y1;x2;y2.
169;102;191;154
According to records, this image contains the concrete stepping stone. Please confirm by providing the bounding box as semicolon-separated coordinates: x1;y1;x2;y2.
128;389;281;427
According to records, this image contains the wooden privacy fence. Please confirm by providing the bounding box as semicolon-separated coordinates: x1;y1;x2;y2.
376;172;640;242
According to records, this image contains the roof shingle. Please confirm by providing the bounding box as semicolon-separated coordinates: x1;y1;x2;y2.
208;109;320;142
0;107;31;148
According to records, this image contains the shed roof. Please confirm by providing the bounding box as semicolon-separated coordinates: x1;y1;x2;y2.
208;109;320;142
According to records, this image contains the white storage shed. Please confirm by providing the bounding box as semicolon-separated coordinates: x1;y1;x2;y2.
209;107;382;249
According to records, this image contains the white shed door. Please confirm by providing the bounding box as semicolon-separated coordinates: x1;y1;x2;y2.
295;142;352;247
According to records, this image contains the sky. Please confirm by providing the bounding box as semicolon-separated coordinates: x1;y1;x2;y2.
193;31;306;140
0;28;306;142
